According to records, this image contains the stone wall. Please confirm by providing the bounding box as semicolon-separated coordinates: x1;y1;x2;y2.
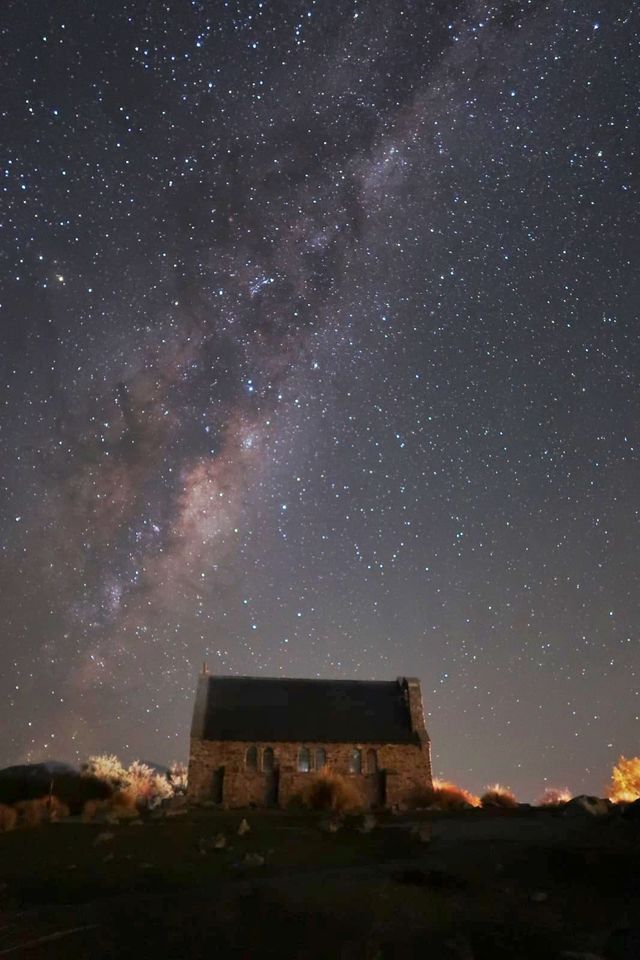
188;736;432;809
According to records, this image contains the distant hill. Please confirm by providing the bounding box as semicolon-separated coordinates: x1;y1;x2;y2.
0;761;78;781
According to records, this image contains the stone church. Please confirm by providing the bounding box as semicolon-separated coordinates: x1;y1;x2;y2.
187;672;432;809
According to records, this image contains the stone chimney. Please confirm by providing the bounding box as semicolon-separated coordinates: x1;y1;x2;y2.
399;677;429;743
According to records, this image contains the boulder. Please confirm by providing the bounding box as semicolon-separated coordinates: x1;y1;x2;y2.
563;795;612;817
93;831;115;846
621;798;640;820
238;818;251;836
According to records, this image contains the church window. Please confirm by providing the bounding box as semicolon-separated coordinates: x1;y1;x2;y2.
245;745;258;770
366;749;378;774
297;747;311;773
262;747;274;772
349;748;362;774
315;747;327;769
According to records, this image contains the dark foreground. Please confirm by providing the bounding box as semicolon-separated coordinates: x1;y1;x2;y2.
0;807;638;959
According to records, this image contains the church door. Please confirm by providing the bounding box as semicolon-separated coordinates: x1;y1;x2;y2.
211;765;225;804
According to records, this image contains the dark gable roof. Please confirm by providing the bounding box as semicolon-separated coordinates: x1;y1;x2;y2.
191;675;418;745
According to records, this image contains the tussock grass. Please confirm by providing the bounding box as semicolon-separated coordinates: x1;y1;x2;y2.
480;784;517;808
301;768;363;813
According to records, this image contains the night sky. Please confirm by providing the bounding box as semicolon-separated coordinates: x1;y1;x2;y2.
2;1;639;799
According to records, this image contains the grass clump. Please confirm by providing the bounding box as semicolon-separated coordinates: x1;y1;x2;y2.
302;768;363;813
14;796;70;827
480;784;518;808
410;779;480;810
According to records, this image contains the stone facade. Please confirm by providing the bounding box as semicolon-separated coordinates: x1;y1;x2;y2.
188;737;432;809
187;675;432;809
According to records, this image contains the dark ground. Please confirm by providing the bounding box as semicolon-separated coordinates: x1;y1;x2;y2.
0;807;638;959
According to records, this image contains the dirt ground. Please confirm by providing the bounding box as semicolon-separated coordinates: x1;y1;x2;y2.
0;806;638;959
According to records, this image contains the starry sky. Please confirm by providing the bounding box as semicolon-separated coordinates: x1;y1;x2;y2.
1;0;639;799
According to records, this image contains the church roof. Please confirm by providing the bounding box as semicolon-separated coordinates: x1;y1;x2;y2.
191;675;420;745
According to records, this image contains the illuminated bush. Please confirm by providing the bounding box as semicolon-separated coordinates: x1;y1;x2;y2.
168;761;188;794
539;787;572;807
81;755;174;808
607;756;640;803
480;784;518;808
427;779;481;810
302;768;363;813
82;754;129;789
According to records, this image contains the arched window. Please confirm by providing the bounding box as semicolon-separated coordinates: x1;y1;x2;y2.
366;749;378;774
245;745;258;770
315;747;327;770
297;747;311;773
262;747;274;773
349;748;362;774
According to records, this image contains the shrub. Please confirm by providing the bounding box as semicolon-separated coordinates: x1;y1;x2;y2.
127;761;173;807
15;798;49;827
0;803;17;832
81;755;175;809
168;762;188;794
539;787;572;807
14;795;70;826
409;779;480;810
607;756;640;803
82;754;129;789
302;768;363;813
481;784;518;808
432;779;481;810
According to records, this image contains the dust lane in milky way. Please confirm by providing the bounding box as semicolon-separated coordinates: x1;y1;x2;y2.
1;1;639;798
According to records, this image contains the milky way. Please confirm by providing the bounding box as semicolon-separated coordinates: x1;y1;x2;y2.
1;1;639;798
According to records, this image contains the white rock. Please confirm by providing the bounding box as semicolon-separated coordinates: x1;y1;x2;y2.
359;814;377;833
238;818;251;836
93;831;115;846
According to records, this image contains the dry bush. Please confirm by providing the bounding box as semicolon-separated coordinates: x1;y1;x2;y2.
0;803;18;832
111;789;140;819
481;784;518;808
409;779;480;810
607;756;640;803
302;768;363;813
82;754;129;788
168;761;188;794
81;755;174;809
127;761;173;807
15;797;49;827
539;787;573;807
432;779;480;810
